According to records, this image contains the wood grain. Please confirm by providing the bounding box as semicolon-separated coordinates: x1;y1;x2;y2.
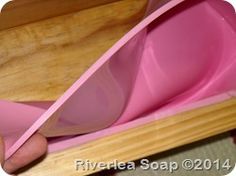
0;0;147;101
18;98;236;176
0;0;123;30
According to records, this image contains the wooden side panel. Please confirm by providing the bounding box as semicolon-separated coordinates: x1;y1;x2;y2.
0;0;147;101
0;0;122;30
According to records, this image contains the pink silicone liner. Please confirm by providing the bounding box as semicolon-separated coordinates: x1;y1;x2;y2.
2;0;236;159
5;0;185;159
47;91;236;153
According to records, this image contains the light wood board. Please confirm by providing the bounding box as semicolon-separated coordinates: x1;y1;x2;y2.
0;0;122;30
0;0;147;101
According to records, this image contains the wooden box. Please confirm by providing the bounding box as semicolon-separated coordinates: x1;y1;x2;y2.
0;0;235;175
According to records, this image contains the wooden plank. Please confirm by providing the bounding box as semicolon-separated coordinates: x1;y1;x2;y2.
0;0;147;101
0;0;123;30
18;98;236;176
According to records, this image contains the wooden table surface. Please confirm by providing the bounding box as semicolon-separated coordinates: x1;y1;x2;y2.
0;0;235;175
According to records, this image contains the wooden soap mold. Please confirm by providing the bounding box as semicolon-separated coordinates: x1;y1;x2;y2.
0;0;235;175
